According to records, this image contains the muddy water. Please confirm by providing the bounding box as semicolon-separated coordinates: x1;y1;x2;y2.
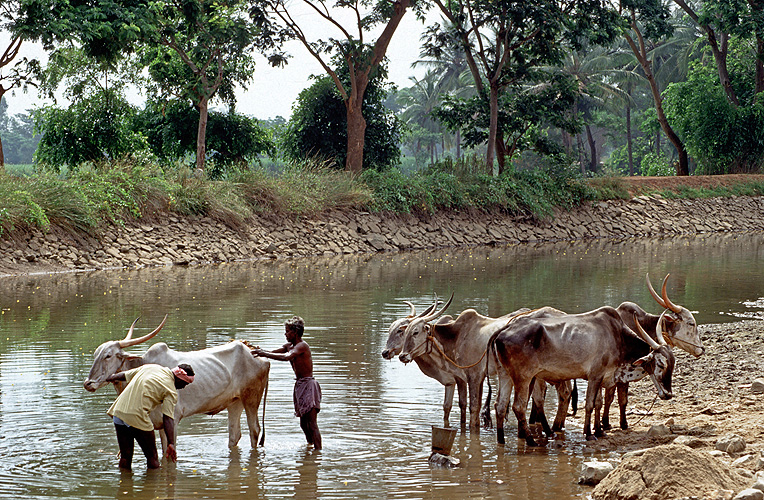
1;233;764;499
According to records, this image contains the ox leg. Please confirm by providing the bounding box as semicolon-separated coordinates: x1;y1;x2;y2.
494;373;514;445
243;400;263;448
584;378;604;441
552;381;571;433
530;381;554;437
512;382;537;447
617;382;629;430
442;384;455;428
227;400;244;448
457;379;468;428
602;385;615;431
468;376;484;432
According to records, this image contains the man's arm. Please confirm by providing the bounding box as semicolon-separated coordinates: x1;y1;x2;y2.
252;342;304;361
163;414;177;461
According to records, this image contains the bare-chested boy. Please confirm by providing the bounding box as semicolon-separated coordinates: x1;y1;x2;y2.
252;316;322;450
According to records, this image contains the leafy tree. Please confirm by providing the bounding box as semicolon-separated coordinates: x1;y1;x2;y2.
33;90;147;169
433;72;581;163
0;100;39;164
0;0;41;168
616;0;690;175
424;0;620;173
664;56;764;174
281;72;401;171
137;100;276;178
12;0;283;174
672;0;764;106
259;0;425;173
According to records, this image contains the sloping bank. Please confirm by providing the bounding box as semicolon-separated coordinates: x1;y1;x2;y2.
1;194;763;276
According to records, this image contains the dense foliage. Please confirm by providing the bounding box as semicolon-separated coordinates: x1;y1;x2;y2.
281;73;401;171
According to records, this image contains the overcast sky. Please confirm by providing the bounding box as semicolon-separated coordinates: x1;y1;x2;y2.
1;8;439;121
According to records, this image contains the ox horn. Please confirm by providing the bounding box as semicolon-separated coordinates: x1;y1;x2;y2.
659;274;682;314
421;292;454;323
633;314;662;349
403;301;417;317
119;314;168;348
416;296;442;318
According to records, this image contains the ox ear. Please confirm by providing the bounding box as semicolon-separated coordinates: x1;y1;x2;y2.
633;352;655;367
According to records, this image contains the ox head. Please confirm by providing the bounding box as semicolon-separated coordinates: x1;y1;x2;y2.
83;315;167;392
399;294;453;364
381;300;441;360
647;273;703;357
631;315;675;400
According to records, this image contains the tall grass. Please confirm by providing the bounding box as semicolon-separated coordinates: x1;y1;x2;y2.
12;155;739;236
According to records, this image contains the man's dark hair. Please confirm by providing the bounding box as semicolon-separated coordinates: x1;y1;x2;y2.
285;316;305;337
178;363;195;377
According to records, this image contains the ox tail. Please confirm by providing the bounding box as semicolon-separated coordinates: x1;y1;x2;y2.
571;379;578;416
481;327;504;429
259;377;269;447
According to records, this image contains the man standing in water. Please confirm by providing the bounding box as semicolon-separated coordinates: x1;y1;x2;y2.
105;363;195;470
252;316;322;450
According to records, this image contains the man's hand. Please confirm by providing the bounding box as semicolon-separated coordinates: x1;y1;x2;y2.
165;443;177;462
252;348;262;356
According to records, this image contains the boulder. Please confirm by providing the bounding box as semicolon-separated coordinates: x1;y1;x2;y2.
579;460;614;485
717;434;747;455
592;444;750;500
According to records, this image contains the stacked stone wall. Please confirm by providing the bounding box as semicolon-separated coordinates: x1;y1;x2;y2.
2;194;763;276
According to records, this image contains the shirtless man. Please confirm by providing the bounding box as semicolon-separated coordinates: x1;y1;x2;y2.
252;316;322;450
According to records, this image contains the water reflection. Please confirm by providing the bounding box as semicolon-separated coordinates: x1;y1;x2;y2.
1;232;764;499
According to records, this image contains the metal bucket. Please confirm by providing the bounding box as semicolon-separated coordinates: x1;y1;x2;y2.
431;426;457;456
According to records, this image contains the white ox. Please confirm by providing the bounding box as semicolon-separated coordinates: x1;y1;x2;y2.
83;316;270;449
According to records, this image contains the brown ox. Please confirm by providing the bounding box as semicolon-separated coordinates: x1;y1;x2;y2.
602;273;702;430
83;316;270;449
491;307;675;446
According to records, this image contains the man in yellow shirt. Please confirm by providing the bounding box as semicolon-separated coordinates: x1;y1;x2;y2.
105;363;195;470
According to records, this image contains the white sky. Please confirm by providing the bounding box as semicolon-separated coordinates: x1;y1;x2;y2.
1;7;440;121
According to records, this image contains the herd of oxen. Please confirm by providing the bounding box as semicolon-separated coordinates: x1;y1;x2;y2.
81;273;703;452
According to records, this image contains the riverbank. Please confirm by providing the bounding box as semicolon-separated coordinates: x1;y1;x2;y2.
1;188;763;277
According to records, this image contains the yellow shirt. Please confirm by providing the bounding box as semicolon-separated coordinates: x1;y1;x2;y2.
107;364;178;432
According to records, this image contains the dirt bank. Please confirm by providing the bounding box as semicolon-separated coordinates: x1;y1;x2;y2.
571;318;764;461
2;181;764;277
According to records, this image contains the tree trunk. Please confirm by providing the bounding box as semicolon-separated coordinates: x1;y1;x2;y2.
495;133;507;175
486;83;500;175
756;36;764;97
345;98;367;173
456;129;461;160
196;96;209;174
577;134;586;174
586;124;597;172
624;29;689;175
0;132;5;169
626;95;633;176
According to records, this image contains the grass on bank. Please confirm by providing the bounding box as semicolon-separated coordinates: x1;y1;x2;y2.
3;156;763;236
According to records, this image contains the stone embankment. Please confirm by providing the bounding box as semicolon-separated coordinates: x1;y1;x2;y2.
1;194;764;276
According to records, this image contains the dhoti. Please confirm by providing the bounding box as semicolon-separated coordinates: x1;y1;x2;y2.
293;376;322;417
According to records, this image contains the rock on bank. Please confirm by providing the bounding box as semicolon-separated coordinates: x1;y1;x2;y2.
2;194;764;276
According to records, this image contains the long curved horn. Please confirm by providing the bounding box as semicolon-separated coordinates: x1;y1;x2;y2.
403;301;417;318
660;274;682;314
119;314;168;348
646;273;668;309
633;314;661;349
122;317;141;342
421;293;454;323
417;296;441;318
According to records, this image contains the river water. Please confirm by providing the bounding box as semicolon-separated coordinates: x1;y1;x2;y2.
1;232;764;499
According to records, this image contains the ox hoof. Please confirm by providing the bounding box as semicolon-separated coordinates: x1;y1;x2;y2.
585;434;597;441
524;438;540;447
